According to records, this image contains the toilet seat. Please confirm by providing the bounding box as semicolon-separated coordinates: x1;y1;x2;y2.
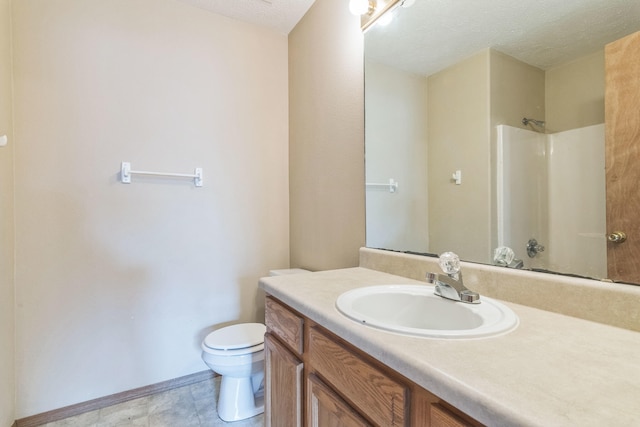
202;342;264;357
202;323;266;356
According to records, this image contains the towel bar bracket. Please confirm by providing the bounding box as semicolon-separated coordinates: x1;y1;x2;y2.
365;178;398;193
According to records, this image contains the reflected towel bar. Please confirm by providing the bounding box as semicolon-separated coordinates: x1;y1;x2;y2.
120;162;203;187
366;179;398;193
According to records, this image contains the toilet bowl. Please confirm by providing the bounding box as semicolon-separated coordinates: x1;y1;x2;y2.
201;323;266;422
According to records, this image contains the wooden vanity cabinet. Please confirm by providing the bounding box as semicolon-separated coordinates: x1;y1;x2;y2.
264;295;483;427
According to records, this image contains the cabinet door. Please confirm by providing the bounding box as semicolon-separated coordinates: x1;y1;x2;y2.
431;404;478;427
264;333;303;427
307;374;372;427
308;327;407;426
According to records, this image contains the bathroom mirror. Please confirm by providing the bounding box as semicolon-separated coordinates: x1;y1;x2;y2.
364;0;640;285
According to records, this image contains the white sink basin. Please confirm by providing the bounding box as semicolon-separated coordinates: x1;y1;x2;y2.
336;285;518;339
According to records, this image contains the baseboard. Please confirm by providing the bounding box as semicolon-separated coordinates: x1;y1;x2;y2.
15;370;215;427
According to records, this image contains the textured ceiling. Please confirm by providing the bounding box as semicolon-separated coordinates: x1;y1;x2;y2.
175;0;316;34
366;0;640;76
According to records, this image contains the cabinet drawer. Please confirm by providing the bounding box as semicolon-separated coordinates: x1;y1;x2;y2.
308;326;408;426
265;297;304;356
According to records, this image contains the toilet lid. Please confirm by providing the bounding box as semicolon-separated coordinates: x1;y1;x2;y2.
204;323;266;351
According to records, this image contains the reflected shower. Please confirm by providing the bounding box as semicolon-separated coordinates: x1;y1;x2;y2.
522;117;545;127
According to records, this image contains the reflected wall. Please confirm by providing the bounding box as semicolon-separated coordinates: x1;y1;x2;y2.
365;60;428;252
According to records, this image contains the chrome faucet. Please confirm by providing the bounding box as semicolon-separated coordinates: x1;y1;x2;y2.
426;252;480;304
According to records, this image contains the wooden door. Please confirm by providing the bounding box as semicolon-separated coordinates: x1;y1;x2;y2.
307;374;372;427
264;333;303;427
605;30;640;283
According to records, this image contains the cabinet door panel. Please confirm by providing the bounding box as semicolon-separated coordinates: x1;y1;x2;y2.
307;374;372;427
264;333;303;427
431;404;477;427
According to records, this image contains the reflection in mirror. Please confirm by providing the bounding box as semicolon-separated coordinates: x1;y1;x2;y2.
364;0;640;285
351;0;402;32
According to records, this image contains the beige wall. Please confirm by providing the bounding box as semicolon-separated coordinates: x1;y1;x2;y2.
545;50;605;133
12;0;289;417
490;50;545;130
0;0;15;424
288;0;365;271
426;50;545;263
365;60;428;253
427;51;491;261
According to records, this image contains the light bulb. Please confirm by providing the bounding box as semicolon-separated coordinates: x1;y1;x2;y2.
376;11;393;26
349;0;370;15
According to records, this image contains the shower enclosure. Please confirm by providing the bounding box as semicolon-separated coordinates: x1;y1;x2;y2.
496;124;606;278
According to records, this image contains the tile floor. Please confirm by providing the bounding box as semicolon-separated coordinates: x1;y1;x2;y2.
41;377;264;427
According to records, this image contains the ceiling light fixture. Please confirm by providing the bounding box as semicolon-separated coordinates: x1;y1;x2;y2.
350;0;405;32
349;0;375;16
376;10;394;27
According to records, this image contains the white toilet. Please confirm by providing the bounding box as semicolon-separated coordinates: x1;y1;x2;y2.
201;322;266;422
201;269;310;422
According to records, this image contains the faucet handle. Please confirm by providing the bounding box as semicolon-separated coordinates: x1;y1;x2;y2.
493;246;515;266
439;252;461;275
460;290;480;303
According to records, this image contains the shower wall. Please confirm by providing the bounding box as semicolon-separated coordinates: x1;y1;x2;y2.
496;125;548;268
496;124;606;276
547;124;606;278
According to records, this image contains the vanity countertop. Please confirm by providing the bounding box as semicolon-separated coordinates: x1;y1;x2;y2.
259;267;640;427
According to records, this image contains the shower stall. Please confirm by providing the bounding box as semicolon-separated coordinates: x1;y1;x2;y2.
496;123;606;278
